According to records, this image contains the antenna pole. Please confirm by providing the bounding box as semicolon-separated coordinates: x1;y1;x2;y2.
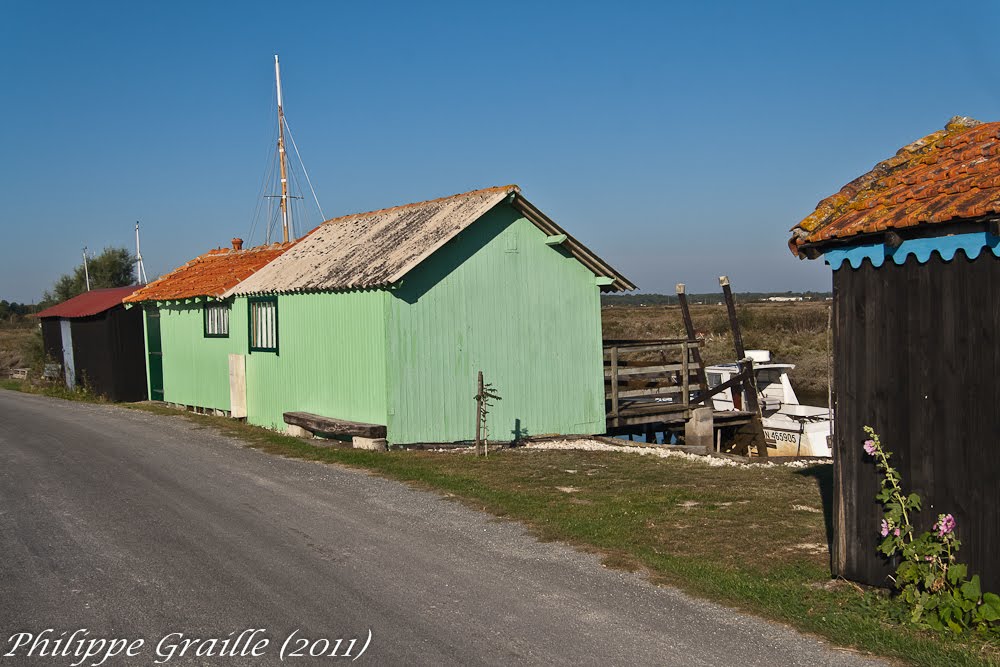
275;54;291;243
82;247;91;291
135;221;148;284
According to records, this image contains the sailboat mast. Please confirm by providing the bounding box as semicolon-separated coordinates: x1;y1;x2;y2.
275;54;291;243
135;221;148;284
82;247;91;291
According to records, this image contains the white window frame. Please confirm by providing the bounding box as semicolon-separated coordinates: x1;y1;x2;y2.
203;302;230;338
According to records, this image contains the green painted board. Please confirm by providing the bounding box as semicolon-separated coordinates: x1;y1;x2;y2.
385;203;605;444
242;290;388;430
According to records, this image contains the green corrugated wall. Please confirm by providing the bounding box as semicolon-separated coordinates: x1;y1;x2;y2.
150;202;605;444
385;203;605;444
157;301;245;410
243;290;388;430
153;292;388;430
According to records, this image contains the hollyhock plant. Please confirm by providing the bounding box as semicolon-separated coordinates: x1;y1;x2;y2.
935;513;956;537
862;426;1000;632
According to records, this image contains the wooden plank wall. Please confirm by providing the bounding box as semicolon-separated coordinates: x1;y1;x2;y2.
40;319;62;363
110;305;148;402
69;306;148;402
832;251;1000;591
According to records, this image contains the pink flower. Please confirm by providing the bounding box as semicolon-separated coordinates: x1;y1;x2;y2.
935;514;956;537
894;527;900;537
880;519;890;537
863;439;877;456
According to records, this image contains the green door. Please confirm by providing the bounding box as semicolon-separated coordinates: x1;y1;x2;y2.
146;307;164;401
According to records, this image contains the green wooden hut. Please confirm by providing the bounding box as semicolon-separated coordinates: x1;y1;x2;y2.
129;185;634;445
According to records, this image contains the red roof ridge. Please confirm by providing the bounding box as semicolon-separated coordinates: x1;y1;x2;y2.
36;285;141;319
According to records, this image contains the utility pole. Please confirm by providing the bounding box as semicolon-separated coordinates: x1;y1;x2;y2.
82;247;91;291
275;54;291;243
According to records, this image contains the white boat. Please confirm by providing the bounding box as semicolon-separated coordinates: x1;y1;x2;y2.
705;350;832;457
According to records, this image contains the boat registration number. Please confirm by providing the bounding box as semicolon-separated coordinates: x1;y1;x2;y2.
764;429;799;444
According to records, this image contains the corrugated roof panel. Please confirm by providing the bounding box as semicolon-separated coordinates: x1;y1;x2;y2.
36;286;141;319
229;185;635;295
230;186;514;295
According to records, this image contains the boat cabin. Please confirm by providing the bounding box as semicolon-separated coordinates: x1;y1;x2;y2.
705;350;832;457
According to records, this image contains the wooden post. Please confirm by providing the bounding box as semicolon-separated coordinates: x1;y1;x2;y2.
719;276;768;458
720;276;747;360
685;407;714;453
475;370;484;456
681;340;690;409
675;283;708;397
610;345;619;420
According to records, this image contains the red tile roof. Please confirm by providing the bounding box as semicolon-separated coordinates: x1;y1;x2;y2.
123;243;293;303
789;116;1000;255
36;286;141;319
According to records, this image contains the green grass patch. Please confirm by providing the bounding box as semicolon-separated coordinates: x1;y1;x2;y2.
121;403;999;665
1;378;106;402
4;385;996;665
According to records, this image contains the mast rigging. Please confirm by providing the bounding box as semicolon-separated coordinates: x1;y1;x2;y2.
275;54;291;243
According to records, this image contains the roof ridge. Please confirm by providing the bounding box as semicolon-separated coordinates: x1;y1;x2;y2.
205;241;295;255
313;184;520;231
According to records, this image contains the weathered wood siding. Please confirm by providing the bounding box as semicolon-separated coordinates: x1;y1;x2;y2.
39;307;146;402
832;251;1000;591
385;203;605;444
41;319;62;363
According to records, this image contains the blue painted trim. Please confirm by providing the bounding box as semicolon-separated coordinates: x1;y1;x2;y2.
824;232;1000;270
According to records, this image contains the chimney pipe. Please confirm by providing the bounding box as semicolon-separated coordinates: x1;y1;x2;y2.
231;238;244;251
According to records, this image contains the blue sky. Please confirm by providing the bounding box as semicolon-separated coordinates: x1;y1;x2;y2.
4;0;1000;302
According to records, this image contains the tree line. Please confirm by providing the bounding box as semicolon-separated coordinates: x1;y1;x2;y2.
3;247;138;319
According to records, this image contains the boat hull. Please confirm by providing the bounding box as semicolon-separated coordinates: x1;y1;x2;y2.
761;419;831;457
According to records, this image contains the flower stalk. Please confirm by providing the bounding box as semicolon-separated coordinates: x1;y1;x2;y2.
862;427;1000;633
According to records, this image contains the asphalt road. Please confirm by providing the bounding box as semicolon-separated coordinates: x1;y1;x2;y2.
0;390;884;666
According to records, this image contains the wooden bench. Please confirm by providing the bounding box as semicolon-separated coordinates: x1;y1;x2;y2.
282;412;387;438
9;368;28;380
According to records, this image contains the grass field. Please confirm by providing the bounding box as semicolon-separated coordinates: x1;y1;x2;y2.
602;301;832;400
2;379;998;664
118;404;1000;666
0;323;41;376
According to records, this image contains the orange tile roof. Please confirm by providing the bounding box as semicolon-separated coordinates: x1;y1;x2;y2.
123;243;293;303
789;116;1000;255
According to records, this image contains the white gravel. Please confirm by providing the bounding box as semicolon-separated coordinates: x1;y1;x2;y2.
522;438;827;468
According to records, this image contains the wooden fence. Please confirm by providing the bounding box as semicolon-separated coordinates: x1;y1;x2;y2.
604;338;758;433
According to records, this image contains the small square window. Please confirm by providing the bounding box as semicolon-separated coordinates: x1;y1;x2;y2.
204;302;230;337
248;297;278;352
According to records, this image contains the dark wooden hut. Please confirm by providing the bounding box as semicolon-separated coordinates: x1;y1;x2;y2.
36;286;147;402
788;116;1000;591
